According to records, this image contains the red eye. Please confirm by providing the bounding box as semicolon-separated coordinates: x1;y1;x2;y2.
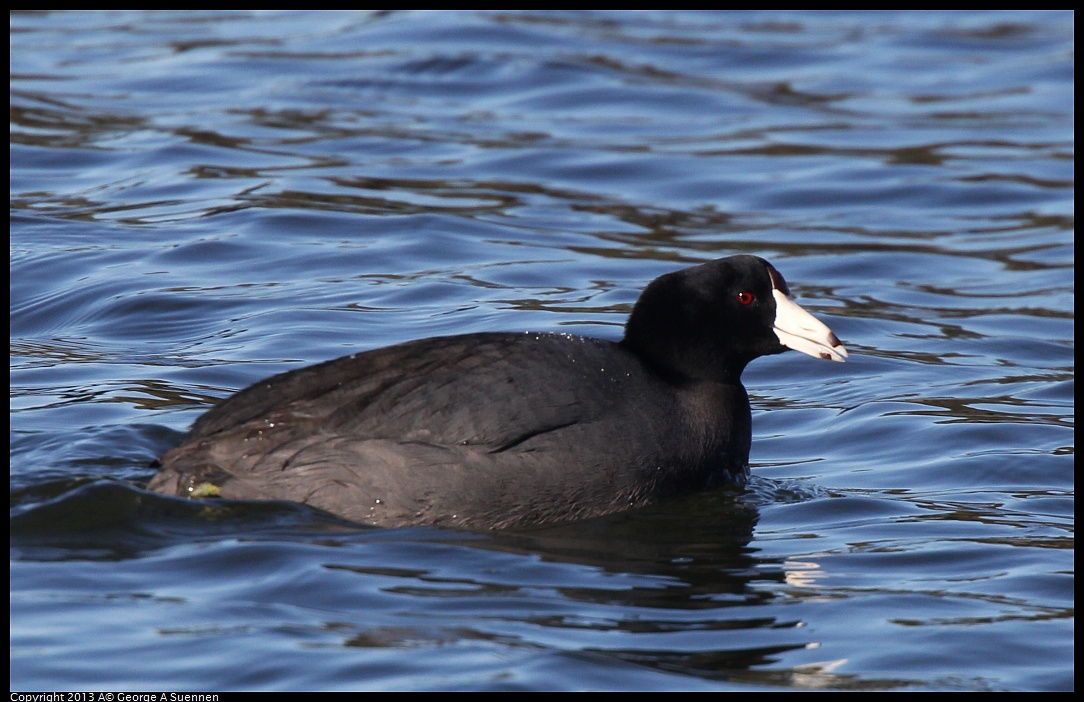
737;291;755;305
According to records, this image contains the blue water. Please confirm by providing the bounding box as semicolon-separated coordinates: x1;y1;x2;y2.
10;10;1074;691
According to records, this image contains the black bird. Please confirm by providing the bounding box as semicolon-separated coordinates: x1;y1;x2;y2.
149;255;847;529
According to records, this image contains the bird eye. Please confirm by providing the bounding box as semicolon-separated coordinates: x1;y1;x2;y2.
737;291;755;305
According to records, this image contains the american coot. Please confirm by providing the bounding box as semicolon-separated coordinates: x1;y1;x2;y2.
149;255;847;529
